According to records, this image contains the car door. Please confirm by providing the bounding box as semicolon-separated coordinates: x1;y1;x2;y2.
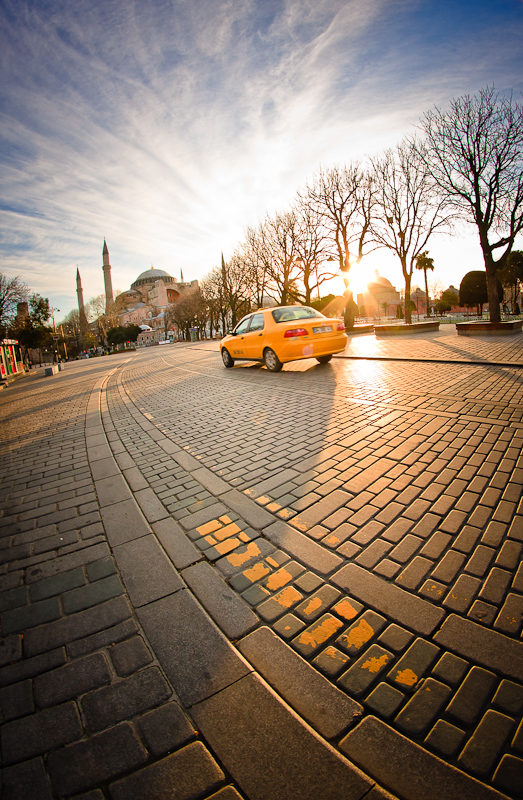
241;313;265;359
229;316;252;358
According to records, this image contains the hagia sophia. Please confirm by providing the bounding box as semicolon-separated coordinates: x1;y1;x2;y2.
356;272;402;317
76;240;198;342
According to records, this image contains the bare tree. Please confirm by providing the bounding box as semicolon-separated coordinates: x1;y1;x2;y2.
292;199;335;304
257;211;303;306
371;139;451;324
161;304;177;337
220;254;252;327
170;288;208;340
429;277;445;303
303;163;376;327
61;309;82;356
200;271;227;335
417;86;523;323
0;273;28;334
86;293;120;344
239;226;271;309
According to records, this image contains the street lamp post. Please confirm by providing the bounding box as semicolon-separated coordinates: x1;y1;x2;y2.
50;308;60;362
60;325;68;360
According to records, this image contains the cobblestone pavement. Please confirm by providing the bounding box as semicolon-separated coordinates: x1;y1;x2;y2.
1;326;522;800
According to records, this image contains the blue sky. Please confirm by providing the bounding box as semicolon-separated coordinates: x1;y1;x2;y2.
1;0;522;318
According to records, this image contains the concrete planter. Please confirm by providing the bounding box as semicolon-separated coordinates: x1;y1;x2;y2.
456;320;523;336
347;324;374;334
374;321;440;336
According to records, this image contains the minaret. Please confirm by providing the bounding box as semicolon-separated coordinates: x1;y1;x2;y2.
102;239;114;312
76;268;88;332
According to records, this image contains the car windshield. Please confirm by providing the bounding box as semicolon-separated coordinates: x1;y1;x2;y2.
272;307;325;323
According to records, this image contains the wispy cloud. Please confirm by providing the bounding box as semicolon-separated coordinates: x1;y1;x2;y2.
0;0;522;313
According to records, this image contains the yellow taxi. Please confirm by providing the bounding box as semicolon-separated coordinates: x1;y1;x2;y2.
220;305;347;372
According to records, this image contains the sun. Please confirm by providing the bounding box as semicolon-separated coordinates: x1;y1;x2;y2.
345;260;370;297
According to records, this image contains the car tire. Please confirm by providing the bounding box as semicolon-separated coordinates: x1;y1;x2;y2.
264;348;283;372
222;348;234;368
316;354;333;364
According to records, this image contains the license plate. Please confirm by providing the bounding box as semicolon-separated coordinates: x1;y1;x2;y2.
313;326;332;333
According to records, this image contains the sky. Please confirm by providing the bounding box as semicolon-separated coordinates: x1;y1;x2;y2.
1;0;522;321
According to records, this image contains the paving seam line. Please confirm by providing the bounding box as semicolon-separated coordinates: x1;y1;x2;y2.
88;366;388;798
105;361;516;800
334;356;523;368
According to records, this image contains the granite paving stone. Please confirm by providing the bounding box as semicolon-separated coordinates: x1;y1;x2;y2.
25;541;112;583
4;331;523;800
0;679;34;721
100;499;151;546
112;534;184;606
394;678;452;735
46;722;148;796
458;710;515;777
109;635;153;676
67;617;138;659
137;589;252;706
191;673;373;800
109;741;226;800
1;757;54;800
434;615;523;682
493;754;523;797
444;574;482;613
23;595;133;657
0;646;66;687
151;516;202;569
264;520;343;575
494;593;523;635
238;626;363;739
1;701;83;764
61;573;124;613
337;644;395;697
0;634;23;670
182;561;259;639
492;679;523;715
332;564;445;635
1;596;61;634
340;716;510;800
424;719;466;758
136;702;196;757
29;567;86;601
33;652;111;707
81;665;172;731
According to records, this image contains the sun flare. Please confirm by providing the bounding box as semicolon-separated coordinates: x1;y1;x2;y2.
345;260;370;297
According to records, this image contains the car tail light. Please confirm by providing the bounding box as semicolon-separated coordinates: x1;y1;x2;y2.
284;328;309;338
337;321;346;331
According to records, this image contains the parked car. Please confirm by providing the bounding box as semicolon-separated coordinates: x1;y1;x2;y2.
220;306;347;372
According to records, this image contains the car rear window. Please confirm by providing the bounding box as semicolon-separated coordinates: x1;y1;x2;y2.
272;307;325;323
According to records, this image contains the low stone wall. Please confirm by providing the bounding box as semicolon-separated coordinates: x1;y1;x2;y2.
374;321;440;336
456;320;523;336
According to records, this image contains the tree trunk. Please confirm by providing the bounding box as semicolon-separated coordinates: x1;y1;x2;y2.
485;259;501;322
424;270;430;316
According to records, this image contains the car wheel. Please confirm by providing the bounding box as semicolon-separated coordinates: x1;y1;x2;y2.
222;348;234;368
264;348;283;372
316;354;333;364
